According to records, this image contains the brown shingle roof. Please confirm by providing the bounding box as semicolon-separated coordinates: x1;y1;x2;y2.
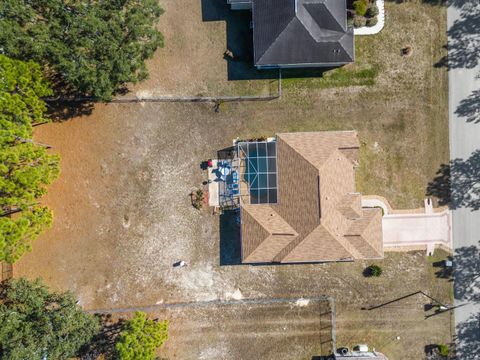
240;131;383;263
241;205;298;263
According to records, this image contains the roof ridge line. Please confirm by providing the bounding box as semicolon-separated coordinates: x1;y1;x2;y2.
301;1;345;38
243;204;297;237
322;0;346;32
257;17;296;65
344;233;383;258
337;33;355;61
353;209;383;257
277;134;325;172
329;225;364;258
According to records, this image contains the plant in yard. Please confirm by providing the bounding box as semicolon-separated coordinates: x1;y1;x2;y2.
367;17;378;27
0;278;99;359
437;344;449;357
353;0;369;16
353;16;367;28
115;311;169;360
0;55;60;263
367;4;379;17
0;0;164;101
364;264;383;277
192;189;205;209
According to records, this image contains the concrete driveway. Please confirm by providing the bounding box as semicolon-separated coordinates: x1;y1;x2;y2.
362;196;452;254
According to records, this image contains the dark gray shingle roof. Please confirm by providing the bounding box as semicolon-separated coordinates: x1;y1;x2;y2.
253;0;354;66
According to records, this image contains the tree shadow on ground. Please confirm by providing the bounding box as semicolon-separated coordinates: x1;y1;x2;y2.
434;0;480;71
200;0;333;81
453;242;480;303
79;314;124;360
46;99;95;122
426;150;480;210
219;210;242;265
456;312;480;360
455;89;480;124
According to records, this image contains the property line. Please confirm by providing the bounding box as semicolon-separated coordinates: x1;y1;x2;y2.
45;71;283;104
86;294;331;314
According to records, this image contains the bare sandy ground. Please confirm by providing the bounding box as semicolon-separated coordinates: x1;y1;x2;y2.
13;101;453;359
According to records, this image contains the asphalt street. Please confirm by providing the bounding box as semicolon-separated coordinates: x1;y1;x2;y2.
447;1;480;358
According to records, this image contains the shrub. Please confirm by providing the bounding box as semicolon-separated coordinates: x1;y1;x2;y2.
364;264;383;277
353;16;367;28
438;344;449;356
367;17;378;27
353;0;369;16
192;189;205;209
367;4;379;17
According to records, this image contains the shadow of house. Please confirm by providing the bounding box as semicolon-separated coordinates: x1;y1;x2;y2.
200;0;342;81
426;150;480;211
219;210;242;265
201;0;279;81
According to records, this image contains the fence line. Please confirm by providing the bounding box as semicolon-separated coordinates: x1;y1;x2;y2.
45;71;282;105
0;262;13;282
86;294;331;314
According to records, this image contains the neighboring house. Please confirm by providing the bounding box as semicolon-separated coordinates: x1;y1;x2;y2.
227;0;354;68
232;131;383;264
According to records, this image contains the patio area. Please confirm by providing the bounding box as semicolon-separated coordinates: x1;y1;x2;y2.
208;138;278;209
207;156;240;210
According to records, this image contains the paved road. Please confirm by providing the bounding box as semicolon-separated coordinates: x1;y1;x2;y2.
447;1;480;358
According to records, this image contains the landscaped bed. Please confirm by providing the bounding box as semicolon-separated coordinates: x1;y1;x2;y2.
348;0;380;28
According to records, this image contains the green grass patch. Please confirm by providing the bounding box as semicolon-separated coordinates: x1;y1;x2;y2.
282;66;377;90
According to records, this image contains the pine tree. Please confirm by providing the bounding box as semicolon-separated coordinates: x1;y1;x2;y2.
0;55;60;263
0;0;164;100
115;311;169;360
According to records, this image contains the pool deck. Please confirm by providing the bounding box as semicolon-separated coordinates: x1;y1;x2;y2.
208;159;219;207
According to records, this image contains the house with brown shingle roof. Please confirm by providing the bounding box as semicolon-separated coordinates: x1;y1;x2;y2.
234;131;383;263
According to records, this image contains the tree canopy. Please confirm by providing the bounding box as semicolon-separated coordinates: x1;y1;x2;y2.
0;278;99;360
115;311;169;360
0;54;60;263
0;0;164;101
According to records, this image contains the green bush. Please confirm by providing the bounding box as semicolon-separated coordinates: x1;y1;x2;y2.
367;17;378;27
367;4;379;17
353;16;367;28
365;264;383;277
438;344;449;356
353;0;369;16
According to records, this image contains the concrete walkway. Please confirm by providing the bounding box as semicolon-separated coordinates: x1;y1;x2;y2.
447;0;480;357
